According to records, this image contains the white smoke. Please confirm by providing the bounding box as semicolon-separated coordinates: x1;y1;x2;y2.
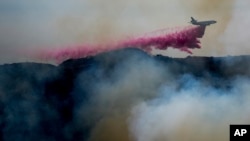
129;75;250;141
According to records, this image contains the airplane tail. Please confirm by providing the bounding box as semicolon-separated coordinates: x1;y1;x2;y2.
191;17;197;23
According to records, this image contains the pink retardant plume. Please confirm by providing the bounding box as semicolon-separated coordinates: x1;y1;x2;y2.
36;25;206;64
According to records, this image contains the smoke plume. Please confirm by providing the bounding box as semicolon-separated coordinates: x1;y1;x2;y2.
1;49;250;141
129;76;250;141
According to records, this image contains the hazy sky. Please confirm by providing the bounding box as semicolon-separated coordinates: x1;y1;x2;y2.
0;0;249;63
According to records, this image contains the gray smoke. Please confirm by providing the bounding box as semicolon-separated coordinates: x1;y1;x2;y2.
70;50;250;141
0;0;245;63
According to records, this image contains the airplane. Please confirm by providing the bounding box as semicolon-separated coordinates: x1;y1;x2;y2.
190;17;216;26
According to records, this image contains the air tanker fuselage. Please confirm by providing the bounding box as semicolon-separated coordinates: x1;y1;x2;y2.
190;17;216;26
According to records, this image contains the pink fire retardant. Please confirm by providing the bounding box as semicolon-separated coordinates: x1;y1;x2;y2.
36;25;206;64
